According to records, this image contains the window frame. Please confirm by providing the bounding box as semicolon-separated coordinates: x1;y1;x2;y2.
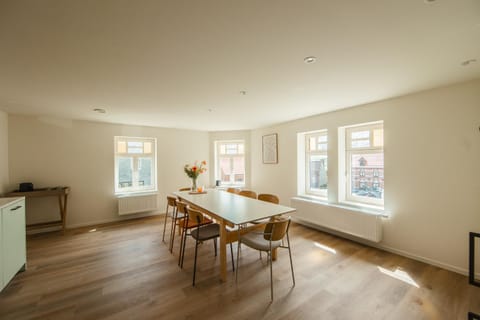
215;140;246;187
114;136;157;195
305;130;328;198
344;122;384;207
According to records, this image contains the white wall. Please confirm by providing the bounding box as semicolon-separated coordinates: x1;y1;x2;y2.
209;130;251;188
0;110;8;194
8;116;210;228
251;79;480;274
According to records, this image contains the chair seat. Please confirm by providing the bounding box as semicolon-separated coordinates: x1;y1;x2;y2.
191;223;220;241
241;233;282;252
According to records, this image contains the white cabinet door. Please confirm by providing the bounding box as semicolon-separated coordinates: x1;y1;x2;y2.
2;200;26;286
0;211;3;291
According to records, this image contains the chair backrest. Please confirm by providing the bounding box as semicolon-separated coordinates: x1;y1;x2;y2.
239;190;257;199
167;195;177;206
264;217;291;241
257;194;279;204
176;200;188;214
186;208;205;224
226;187;240;194
179;187;191;191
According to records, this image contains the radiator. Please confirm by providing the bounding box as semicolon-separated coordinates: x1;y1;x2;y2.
117;193;158;215
290;197;383;242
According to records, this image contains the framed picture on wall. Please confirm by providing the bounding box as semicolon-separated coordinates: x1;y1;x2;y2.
262;133;278;164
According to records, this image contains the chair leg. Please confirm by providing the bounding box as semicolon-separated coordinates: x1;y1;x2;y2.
269;248;273;301
214;238;217;256
193;239;199;286
169;208;177;253
162;204;169;242
286;232;295;286
235;241;241;282
180;226;188;268
178;222;186;267
230;243;235;271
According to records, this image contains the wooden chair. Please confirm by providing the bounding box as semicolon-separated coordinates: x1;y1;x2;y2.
238;190;257;199
257;194;279;204
177;202;214;267
168;199;187;253
226;187;240;194
162;195;184;243
251;194;280;225
183;208;235;286
236;217;295;300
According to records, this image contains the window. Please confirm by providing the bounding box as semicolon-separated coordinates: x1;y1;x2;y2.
345;122;384;206
215;140;245;186
114;136;157;194
305;131;328;197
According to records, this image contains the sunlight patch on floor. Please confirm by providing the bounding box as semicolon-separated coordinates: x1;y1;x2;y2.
313;242;337;254
377;266;419;288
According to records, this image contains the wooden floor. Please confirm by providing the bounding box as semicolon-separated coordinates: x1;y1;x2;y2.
0;216;479;320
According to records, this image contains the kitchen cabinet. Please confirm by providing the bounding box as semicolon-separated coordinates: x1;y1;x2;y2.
0;197;26;292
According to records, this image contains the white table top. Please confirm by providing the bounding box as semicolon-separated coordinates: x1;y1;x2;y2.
174;189;296;225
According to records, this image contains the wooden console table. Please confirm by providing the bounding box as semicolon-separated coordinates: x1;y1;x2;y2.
5;187;70;232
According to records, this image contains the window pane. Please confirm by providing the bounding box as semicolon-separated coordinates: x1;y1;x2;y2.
318;143;328;151
127;142;143;154
350;153;384;199
309;137;316;151
373;129;384;147
232;156;245;183
309;155;327;191
137;158;153;187
117;141;127;153
352;130;369;139
143;142;152;154
351;139;370;148
219;157;232;182
226;144;238;155
318;135;327;142
118;157;133;189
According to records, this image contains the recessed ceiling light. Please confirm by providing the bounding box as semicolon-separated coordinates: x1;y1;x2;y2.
461;59;477;66
424;0;436;3
304;56;317;64
93;108;106;114
240;90;247;95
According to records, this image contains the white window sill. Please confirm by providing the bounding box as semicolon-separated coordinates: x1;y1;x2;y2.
293;196;387;217
216;184;245;189
296;194;328;204
116;190;158;198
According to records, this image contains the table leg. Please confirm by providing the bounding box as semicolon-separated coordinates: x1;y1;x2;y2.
272;248;278;261
219;218;227;282
58;194;68;233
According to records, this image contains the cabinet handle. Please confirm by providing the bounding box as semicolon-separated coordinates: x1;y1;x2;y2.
10;206;22;211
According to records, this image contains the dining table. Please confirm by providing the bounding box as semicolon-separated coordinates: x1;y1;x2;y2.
174;189;296;282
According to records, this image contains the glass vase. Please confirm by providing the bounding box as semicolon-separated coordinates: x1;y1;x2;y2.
191;177;197;192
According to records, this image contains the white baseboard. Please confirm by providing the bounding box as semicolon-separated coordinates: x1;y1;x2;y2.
293;217;472;277
66;211;162;229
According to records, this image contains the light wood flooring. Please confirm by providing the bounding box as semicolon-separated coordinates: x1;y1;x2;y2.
0;216;479;320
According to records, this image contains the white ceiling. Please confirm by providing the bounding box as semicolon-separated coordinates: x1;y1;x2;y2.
0;1;479;131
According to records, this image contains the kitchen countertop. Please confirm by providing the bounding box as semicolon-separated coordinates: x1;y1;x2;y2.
0;197;25;209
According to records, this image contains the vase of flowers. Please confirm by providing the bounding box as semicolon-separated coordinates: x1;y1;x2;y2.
184;160;207;191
